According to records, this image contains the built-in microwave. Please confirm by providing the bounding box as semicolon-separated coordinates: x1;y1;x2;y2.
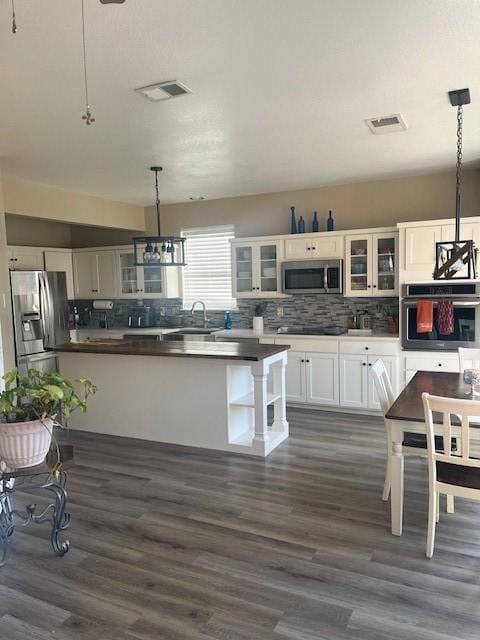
282;259;343;294
402;282;480;351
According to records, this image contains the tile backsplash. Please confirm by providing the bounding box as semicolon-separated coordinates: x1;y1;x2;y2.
72;295;399;332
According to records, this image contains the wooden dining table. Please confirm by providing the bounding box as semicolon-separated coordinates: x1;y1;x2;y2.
385;370;480;536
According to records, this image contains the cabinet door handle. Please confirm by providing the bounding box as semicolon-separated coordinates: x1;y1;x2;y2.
307;247;311;251
362;362;367;366
438;363;442;367
301;359;305;363
365;346;369;350
373;284;377;288
367;284;371;288
306;359;310;363
368;363;372;367
312;247;316;251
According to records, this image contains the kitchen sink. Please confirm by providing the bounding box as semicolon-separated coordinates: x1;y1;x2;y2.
164;327;221;342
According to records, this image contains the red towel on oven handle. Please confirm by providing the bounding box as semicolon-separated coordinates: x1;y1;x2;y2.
416;300;433;333
437;300;454;335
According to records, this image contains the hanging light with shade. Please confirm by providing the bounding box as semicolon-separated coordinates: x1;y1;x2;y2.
133;167;186;267
433;88;477;280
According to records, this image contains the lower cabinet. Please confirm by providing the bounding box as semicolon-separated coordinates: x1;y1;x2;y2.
339;353;397;410
286;351;339;406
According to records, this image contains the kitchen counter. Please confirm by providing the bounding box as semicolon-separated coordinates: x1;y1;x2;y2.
215;329;400;341
55;340;289;457
54;340;287;362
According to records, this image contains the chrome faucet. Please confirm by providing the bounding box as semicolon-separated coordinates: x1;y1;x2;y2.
190;300;210;328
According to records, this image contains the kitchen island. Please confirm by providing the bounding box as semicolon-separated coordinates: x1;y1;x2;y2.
54;340;289;457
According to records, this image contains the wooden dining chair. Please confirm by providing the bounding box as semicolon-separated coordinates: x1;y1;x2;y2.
422;392;480;558
370;360;455;513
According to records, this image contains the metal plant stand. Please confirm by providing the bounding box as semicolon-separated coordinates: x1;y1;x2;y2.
0;444;73;567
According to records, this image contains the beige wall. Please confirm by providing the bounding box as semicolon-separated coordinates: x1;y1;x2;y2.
70;225;141;248
156;169;480;237
5;214;73;247
0;177;15;375
3;177;146;231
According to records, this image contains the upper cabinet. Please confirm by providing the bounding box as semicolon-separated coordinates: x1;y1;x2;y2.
7;246;45;270
232;239;285;298
345;231;398;297
284;234;344;260
115;247;179;299
44;250;75;300
400;219;480;283
73;250;117;299
73;246;179;300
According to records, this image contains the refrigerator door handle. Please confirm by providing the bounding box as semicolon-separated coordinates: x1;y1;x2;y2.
39;272;52;348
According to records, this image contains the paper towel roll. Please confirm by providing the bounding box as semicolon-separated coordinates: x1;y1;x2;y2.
92;300;113;310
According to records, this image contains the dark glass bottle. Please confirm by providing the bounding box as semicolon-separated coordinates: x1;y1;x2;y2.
290;206;297;234
298;216;306;233
327;210;334;231
312;211;319;232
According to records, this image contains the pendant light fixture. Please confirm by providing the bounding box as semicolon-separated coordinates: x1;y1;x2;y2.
433;88;477;280
133;167;186;267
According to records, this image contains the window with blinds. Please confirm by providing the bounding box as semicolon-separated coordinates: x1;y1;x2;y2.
182;225;237;310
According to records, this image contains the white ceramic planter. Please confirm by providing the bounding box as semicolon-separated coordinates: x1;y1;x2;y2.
0;418;53;469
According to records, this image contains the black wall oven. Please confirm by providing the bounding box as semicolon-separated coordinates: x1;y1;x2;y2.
402;282;480;351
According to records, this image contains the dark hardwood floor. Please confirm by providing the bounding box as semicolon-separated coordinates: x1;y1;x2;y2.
2;408;480;640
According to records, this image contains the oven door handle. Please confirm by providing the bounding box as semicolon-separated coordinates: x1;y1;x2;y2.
403;300;480;307
324;265;328;292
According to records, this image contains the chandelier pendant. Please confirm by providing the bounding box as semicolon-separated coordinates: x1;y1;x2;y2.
433;88;477;280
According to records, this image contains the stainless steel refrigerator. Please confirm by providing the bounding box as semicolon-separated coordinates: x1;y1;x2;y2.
10;271;70;375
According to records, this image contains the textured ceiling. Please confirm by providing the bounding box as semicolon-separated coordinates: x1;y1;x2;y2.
0;0;479;205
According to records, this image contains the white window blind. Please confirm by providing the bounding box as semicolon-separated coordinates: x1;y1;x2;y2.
182;225;236;310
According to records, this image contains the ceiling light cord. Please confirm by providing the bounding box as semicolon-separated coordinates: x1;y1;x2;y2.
11;0;17;33
455;104;463;242
81;0;95;125
153;167;162;236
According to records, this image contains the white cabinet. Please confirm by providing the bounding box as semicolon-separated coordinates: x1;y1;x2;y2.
44;250;74;300
7;246;44;270
116;246;179;299
232;240;284;298
404;352;459;386
284;234;344;260
400;220;480;282
339;340;399;410
404;224;441;279
73;250;117;299
339;353;398;410
345;231;398;297
285;351;306;403
305;352;339;405
339;354;368;408
285;350;339;406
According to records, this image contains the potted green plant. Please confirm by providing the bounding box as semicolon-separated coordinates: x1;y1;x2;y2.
0;368;96;470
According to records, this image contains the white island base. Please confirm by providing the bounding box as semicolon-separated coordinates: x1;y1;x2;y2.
58;348;289;457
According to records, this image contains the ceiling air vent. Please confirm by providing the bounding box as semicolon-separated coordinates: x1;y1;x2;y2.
135;80;191;102
365;113;407;134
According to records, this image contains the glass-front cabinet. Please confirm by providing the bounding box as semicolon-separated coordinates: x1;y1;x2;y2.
345;232;398;297
232;240;284;298
116;247;164;298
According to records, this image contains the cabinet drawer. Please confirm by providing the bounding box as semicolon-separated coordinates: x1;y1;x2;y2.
405;355;459;373
274;337;338;353
339;340;399;356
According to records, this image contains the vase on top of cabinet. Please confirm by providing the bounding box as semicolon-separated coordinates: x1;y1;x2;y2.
345;231;398;297
231;239;285;298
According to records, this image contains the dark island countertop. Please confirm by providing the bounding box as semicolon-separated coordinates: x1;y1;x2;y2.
53;340;289;362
